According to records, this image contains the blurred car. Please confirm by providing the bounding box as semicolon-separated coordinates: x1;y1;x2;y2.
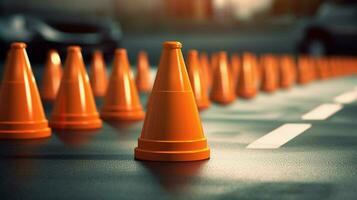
0;14;122;62
296;1;357;56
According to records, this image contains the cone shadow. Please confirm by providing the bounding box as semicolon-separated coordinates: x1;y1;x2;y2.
0;138;50;157
140;160;207;194
54;129;100;147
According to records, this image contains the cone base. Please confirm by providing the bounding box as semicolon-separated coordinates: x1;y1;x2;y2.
262;87;277;93
41;96;55;102
238;90;257;99
40;91;56;101
0;128;51;139
280;84;291;90
138;87;152;93
197;99;211;111
135;137;210;161
101;109;145;122
93;93;105;98
49;119;102;130
135;147;210;162
210;95;235;105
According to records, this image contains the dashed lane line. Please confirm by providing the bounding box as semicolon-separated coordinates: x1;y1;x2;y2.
246;123;312;149
302;103;343;120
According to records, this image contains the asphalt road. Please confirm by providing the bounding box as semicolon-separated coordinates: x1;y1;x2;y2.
0;68;356;200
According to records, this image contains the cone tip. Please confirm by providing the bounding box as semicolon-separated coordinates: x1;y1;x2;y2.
163;41;182;49
115;48;127;54
68;46;81;52
93;49;102;54
189;49;198;55
11;42;27;49
48;49;57;54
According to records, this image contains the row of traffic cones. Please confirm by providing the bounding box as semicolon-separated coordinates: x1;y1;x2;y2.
0;43;148;137
39;46;356;112
189;51;357;108
0;42;356;163
40;49;152;101
0;42;208;162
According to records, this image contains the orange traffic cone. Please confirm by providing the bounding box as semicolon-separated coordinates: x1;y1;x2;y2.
40;50;63;101
187;50;211;110
297;56;310;85
50;46;102;130
210;52;219;75
101;49;145;121
89;50;108;97
260;54;278;93
210;51;236;104
236;53;258;99
0;42;51;139
230;53;241;88
199;51;212;91
250;53;261;88
135;41;210;161
318;57;330;79
279;55;294;89
135;51;152;93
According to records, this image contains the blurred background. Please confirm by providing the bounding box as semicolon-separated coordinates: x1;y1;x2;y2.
0;0;356;64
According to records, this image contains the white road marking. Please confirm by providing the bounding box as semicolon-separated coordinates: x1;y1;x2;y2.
334;91;357;104
246;123;311;149
302;103;343;120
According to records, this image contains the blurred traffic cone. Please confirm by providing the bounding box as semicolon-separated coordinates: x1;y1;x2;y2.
187;50;211;110
230;53;241;88
89;50;108;97
210;51;236;104
297;56;310;85
0;42;51;139
101;49;145;121
50;46;102;130
236;53;258;99
250;53;261;88
40;50;63;101
135;51;152;93
321;57;331;79
135;41;210;161
199;51;212;91
210;52;219;74
308;57;317;81
279;55;294;89
288;55;297;84
260;54;278;93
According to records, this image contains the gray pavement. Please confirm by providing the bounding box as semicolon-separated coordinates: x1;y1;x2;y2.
0;71;356;200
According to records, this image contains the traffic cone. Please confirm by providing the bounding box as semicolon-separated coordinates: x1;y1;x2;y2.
135;51;152;93
287;55;297;84
230;53;241;88
40;50;63;101
187;50;211;110
101;49;145;122
210;52;219;75
297;56;310;85
250;53;261;88
260;54;278;93
307;57;317;82
318;58;328;78
210;51;236;104
50;46;102;130
279;55;294;89
0;42;51;139
199;51;212;91
135;41;210;161
89;50;108;97
236;53;258;99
